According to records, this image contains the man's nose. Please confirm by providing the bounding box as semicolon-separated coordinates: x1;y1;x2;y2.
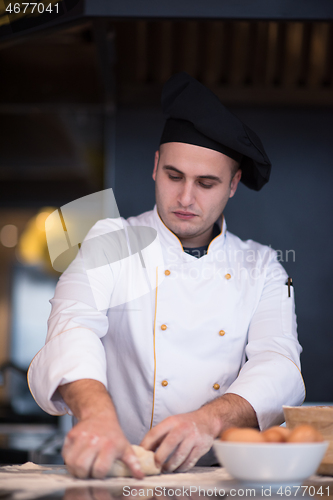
178;182;195;207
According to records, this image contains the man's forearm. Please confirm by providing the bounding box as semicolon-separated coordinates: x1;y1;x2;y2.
58;379;144;479
58;379;119;423
199;393;259;438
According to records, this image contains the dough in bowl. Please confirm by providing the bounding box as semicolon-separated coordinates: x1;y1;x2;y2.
108;445;161;477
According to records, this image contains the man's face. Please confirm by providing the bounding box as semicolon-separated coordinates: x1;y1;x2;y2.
152;142;242;247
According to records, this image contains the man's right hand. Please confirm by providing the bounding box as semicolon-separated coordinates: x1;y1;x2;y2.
58;379;144;480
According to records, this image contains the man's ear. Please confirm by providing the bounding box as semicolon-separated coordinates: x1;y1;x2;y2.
152;150;159;181
229;169;242;198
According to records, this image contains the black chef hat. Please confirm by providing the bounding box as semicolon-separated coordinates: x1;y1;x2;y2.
160;72;271;191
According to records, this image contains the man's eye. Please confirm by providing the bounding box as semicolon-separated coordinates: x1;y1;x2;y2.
199;183;214;189
169;175;182;181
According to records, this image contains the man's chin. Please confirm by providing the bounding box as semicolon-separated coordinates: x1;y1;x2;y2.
160;211;200;237
168;222;199;241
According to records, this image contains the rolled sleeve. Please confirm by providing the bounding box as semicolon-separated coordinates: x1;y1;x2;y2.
28;327;108;415
225;351;305;429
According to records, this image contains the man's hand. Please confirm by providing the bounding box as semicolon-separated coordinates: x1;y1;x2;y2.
59;379;144;480
140;409;215;472
62;411;142;479
141;393;258;472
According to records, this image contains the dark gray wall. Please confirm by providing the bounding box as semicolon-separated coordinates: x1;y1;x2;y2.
115;106;333;403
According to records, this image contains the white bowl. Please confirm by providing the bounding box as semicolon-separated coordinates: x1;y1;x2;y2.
213;440;328;486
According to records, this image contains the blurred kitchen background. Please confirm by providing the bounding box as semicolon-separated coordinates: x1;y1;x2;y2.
0;1;333;463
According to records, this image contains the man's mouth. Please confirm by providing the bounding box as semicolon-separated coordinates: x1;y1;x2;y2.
173;211;197;220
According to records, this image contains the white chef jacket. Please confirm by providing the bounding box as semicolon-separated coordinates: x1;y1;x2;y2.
28;205;305;448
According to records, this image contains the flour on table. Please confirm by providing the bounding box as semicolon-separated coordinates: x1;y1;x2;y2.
1;462;52;472
108;445;161;477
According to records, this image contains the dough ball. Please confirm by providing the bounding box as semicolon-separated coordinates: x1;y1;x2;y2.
107;445;161;477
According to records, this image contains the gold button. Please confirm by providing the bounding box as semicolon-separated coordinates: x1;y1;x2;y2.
165;270;171;276
162;380;168;387
219;330;225;336
213;383;220;390
161;324;167;331
225;273;231;280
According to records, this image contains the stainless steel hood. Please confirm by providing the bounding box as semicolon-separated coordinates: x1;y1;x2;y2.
1;0;333;44
1;1;333;207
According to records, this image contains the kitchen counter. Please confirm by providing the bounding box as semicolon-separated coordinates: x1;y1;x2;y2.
1;464;333;500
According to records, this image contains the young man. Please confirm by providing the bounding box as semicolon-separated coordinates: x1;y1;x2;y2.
28;73;305;479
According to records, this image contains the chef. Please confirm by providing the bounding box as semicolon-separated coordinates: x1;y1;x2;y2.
28;73;305;479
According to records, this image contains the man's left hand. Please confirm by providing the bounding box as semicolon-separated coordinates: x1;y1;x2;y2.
140;407;217;472
140;393;258;472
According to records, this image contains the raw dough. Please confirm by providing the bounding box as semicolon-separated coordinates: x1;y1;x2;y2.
108;445;161;477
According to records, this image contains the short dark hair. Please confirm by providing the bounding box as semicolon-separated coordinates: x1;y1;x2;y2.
231;161;241;179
